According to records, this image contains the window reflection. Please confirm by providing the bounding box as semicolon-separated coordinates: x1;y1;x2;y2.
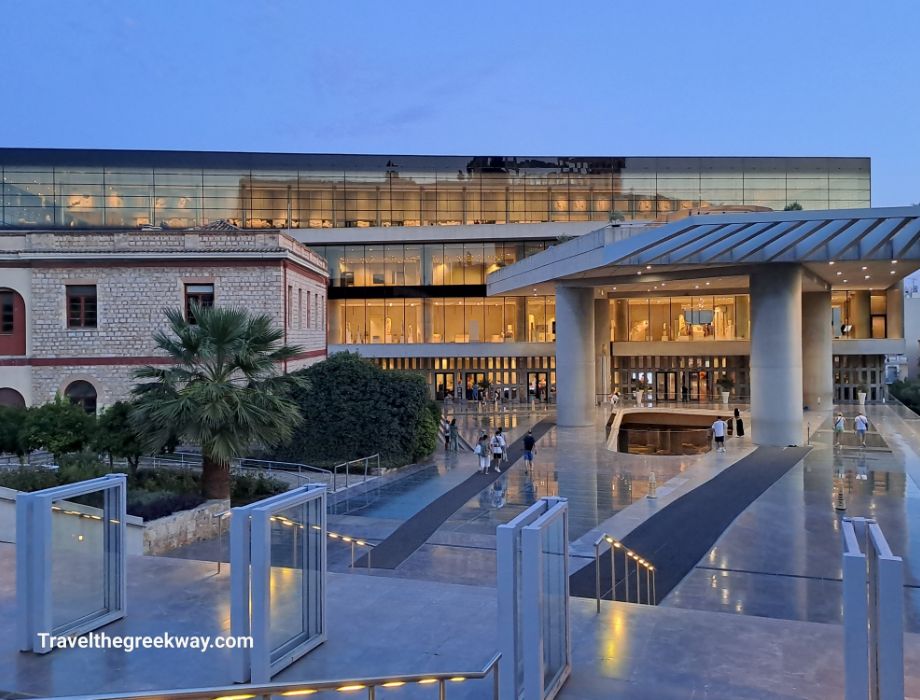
1;158;870;229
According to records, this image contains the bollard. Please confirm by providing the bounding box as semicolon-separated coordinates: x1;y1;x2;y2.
646;471;657;499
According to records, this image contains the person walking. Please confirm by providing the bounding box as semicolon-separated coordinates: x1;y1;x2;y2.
496;426;508;464
681;385;689;403
490;429;505;473
733;408;745;437
833;412;846;447
476;432;491;473
448;418;459;452
712;416;727;453
854;411;869;447
523;430;536;470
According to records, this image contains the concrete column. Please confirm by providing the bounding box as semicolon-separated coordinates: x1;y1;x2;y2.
556;285;595;426
750;265;803;446
802;291;834;410
851;290;870;339
613;299;628;342
594;298;611;397
887;281;904;339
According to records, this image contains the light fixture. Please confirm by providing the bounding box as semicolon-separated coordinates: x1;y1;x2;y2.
829;261;835;265
843;279;848;283
836;271;842;275
861;266;868;270
865;275;870;279
890;270;896;274
646;265;652;270
705;281;710;285
892;259;898;264
637;271;642;275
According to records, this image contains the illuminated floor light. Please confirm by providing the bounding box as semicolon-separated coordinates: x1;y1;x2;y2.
337;684;366;692
381;681;406;687
281;690;318;696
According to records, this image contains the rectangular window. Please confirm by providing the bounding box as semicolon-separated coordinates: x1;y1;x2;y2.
66;285;97;328
185;283;214;322
306;291;311;328
287;285;294;325
0;292;14;333
298;289;303;329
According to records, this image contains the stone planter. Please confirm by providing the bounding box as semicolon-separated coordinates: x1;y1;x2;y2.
858;391;867;406
143;498;230;555
721;391;730;404
636;390;644;405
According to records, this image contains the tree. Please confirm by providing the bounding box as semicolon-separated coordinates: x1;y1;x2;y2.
784;202;803;211
93;401;145;473
0;405;29;464
132;304;305;499
274;352;440;467
21;395;95;461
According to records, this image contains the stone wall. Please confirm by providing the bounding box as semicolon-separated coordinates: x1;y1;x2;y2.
143;498;230;555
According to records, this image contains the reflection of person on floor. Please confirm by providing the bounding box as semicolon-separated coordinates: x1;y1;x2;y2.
857;453;869;481
733;408;744;437
491;480;506;509
448;418;459;451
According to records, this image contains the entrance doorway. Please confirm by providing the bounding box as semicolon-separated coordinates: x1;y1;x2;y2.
465;372;486;399
688;370;710;401
527;371;549;402
435;372;455;400
656;371;678;401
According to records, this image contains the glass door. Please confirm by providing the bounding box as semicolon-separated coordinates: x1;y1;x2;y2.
689;371;710;401
435;372;455;400
465;372;486;399
527;372;549;402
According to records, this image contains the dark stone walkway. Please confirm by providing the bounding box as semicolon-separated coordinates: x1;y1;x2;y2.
570;445;811;604
359;419;555;569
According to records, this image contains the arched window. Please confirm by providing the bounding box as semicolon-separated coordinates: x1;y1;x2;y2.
0;388;26;409
65;380;97;414
0;288;26;356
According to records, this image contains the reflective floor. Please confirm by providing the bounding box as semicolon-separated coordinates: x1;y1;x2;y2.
665;403;920;631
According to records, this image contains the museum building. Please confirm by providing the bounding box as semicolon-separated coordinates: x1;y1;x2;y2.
0;149;884;408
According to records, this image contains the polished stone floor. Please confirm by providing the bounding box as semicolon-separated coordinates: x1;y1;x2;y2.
6;545;920;699
666;403;920;631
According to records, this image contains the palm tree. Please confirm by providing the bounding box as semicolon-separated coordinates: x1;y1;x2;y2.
132;303;306;499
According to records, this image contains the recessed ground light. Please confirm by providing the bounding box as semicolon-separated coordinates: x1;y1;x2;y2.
892;260;898;264
837;271;842;275
637;271;642;275
890;270;896;274
829;261;835;265
705;281;710;285
695;285;699;289
843;279;848;283
861;266;868;270
865;275;871;279
646;265;652;269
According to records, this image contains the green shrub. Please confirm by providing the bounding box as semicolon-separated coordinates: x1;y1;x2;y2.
21;395;96;460
232;472;288;505
127;490;206;520
890;379;920;415
272;352;440;467
0;467;61;493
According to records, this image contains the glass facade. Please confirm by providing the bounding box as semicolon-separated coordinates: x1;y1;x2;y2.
313;241;549;288
0;152;870;229
329;296;555;344
611;295;751;342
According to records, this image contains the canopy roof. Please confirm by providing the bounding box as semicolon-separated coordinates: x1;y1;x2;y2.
487;206;920;296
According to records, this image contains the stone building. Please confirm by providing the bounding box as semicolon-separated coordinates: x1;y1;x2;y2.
0;226;328;410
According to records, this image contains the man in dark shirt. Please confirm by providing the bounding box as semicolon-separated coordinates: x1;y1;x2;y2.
523;430;536;469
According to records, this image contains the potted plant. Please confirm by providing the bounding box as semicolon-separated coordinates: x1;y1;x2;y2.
635;378;651;405
716;376;735;404
856;384;868;406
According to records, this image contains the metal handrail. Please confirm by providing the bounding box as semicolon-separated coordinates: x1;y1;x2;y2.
41;652;501;700
332;453;381;491
593;533;657;610
206;510;376;572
